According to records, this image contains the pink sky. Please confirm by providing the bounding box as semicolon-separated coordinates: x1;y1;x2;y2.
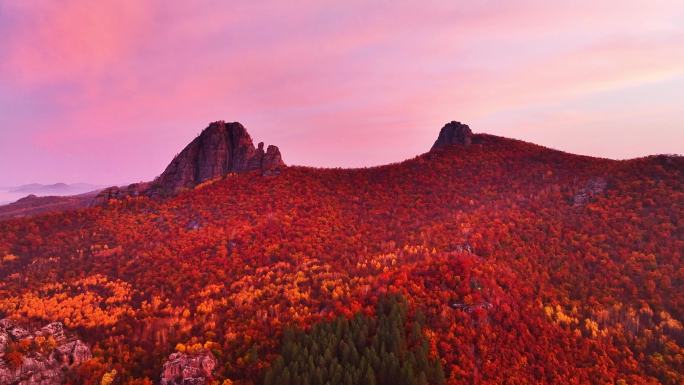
0;0;683;186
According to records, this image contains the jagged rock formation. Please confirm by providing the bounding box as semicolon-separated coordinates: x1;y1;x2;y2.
0;319;92;385
160;350;217;385
92;121;285;204
431;121;473;150
152;121;285;194
260;143;286;176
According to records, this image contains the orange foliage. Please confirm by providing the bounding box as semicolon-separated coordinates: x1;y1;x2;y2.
0;136;681;384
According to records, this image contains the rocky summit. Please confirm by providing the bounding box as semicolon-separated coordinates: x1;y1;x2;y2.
93;121;285;204
153;121;285;194
431;121;473;150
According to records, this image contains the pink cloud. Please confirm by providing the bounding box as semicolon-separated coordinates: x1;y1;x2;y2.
1;0;683;185
1;1;154;86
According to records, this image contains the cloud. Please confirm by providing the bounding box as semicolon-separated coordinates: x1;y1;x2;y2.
0;0;682;184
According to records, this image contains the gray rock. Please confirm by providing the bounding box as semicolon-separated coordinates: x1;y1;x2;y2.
8;326;30;340
36;322;66;343
431;121;473;150
153;121;285;194
262;145;286;176
92;121;286;204
160;350;217;385
0;319;92;385
53;340;92;366
0;319;15;331
573;177;608;206
91;181;151;206
0;331;8;357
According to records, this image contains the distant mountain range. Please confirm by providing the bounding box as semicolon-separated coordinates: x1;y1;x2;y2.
6;182;101;195
0;183;102;207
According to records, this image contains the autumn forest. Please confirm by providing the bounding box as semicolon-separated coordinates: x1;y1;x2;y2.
0;130;682;385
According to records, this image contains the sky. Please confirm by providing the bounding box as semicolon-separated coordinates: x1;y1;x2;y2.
0;0;683;186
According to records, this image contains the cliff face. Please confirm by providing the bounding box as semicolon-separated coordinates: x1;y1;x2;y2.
152;121;285;194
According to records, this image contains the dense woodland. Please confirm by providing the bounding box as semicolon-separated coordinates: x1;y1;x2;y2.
0;134;682;384
263;294;445;385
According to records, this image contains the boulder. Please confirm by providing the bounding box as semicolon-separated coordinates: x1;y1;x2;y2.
53;340;92;366
36;322;66;343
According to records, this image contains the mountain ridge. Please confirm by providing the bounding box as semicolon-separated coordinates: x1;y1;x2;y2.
0;120;680;220
0;119;681;383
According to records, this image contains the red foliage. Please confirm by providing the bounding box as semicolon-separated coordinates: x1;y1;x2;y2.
0;135;682;384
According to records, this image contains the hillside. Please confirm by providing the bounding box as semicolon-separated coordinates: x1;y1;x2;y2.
0;191;98;220
0;122;682;385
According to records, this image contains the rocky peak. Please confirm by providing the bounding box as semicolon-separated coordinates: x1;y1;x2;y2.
262;144;286;175
93;120;285;204
151;121;285;194
431;121;473;150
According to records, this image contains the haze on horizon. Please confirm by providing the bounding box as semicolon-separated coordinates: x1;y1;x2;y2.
0;0;683;187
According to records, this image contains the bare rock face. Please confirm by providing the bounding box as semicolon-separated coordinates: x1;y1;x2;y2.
92;121;285;204
160;350;217;385
52;340;92;366
431;121;473;150
152;121;285;194
36;323;66;344
0;330;8;357
0;319;92;385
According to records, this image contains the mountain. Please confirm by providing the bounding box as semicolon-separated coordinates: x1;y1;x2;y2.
0;121;682;385
0;183;101;206
0;183;103;219
8;183;101;195
0;121;283;217
0;191;99;220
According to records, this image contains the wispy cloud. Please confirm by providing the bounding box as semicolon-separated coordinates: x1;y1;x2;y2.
0;0;682;184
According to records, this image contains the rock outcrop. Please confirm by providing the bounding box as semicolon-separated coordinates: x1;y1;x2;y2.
0;319;92;385
261;144;286;176
431;121;473;150
152;121;285;194
93;120;285;204
160;350;217;385
91;182;151;206
573;177;608;206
